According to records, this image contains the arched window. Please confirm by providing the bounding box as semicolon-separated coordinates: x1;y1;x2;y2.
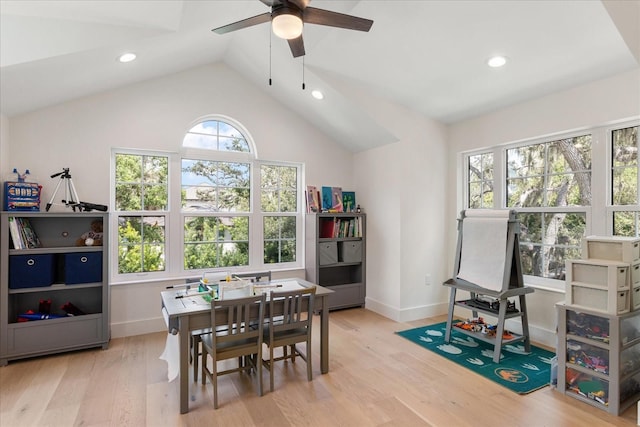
112;116;302;282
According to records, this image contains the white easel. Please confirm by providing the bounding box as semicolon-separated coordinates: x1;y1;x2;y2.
443;209;534;363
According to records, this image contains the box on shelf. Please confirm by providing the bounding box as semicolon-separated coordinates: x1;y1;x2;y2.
64;252;102;284
582;236;640;264
318;241;338;265
566;259;629;290
566;284;630;315
339;241;362;263
3;181;41;211
9;254;55;288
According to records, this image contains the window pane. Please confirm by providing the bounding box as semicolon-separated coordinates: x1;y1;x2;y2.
183;216;249;269
507;143;545;178
264;216;296;263
183;120;250;152
517;212;585;279
182;159;250;212
115;154;168;211
467;152;493;209
613;126;638;168
507;177;544;207
261;165;298;212
117;216;165;273
613;211;640;237
613;167;638;205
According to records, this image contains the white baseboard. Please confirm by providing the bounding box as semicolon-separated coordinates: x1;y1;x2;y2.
111;317;166;339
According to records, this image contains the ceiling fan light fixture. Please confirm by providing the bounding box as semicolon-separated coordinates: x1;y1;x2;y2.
272;8;303;40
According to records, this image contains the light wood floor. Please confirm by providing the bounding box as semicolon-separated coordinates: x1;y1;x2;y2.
0;308;637;426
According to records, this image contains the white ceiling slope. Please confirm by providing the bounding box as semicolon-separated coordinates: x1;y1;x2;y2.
1;0;638;152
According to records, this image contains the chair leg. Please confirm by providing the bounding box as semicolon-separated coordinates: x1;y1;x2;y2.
306;342;312;381
192;335;200;382
269;348;275;392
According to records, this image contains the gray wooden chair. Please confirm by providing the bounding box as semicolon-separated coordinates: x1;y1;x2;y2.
191;271;271;381
262;287;316;392
200;293;266;409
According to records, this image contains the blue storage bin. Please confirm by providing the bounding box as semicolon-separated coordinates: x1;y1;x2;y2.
9;254;55;289
65;252;102;284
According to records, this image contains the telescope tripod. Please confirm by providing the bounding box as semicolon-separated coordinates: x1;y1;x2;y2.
45;168;108;212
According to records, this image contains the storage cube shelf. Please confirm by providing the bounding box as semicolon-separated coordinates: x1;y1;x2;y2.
582;236;640;264
0;212;109;366
565;258;631;315
557;304;640;415
305;213;366;310
566;259;629;289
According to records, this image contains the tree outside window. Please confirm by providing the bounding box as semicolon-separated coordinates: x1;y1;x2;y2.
506;135;591;280
114;154;168;273
468;152;494;209
612;126;640;236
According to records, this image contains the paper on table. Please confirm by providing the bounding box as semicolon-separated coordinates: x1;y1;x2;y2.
159;307;179;382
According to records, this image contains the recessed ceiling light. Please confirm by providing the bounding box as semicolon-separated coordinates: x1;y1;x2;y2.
487;55;507;68
118;52;137;63
311;90;324;100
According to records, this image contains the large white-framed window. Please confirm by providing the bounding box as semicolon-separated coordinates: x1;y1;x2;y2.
111;116;303;283
610;124;640;236
464;131;596;291
464;119;640;292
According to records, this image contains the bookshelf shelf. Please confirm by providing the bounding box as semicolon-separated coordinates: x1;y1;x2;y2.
305;213;366;310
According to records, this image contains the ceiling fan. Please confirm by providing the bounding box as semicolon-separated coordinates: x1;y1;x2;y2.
212;0;374;58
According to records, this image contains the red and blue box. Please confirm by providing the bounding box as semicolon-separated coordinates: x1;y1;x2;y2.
4;181;41;211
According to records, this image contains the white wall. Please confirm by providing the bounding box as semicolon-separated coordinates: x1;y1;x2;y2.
447;69;640;346
6;63;356;337
346;80;450;322
0;114;8;180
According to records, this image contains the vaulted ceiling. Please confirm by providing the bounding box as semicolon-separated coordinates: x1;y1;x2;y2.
1;1;638;152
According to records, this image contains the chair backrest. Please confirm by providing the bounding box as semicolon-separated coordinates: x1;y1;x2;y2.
268;287;316;336
211;294;266;346
234;271;272;283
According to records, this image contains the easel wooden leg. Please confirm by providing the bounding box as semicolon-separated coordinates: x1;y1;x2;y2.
444;288;457;343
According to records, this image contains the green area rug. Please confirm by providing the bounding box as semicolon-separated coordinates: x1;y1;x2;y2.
396;321;556;394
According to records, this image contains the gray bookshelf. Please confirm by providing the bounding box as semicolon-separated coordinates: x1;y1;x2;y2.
0;212;109;366
305;213;365;310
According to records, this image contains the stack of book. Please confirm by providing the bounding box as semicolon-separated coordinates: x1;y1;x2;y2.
8;217;41;249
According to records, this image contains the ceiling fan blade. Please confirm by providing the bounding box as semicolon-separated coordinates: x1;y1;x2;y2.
288;35;306;58
212;13;271;34
303;7;373;32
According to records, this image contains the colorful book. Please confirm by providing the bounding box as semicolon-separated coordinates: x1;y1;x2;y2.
342;191;356;213
306;185;320;213
19;218;41;248
322;186;343;212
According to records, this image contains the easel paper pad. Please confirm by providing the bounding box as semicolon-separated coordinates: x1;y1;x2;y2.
457;216;508;292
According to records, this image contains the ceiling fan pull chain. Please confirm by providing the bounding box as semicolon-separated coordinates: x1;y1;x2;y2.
302;56;305;90
269;26;272;86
